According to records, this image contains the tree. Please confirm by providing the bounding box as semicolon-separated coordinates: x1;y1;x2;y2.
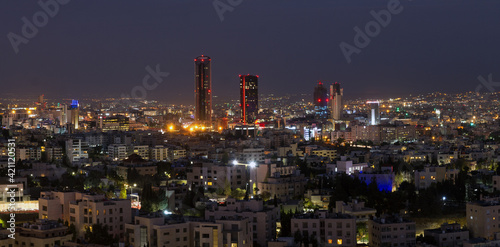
231;188;246;200
141;183;155;213
221;152;229;164
119;186;127;199
84;224;116;245
294;230;303;246
223;180;232;198
357;222;368;244
68;223;77;241
261;191;272;201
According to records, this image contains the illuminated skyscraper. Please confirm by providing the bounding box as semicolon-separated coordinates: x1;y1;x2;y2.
70;100;79;130
330;82;343;121
194;55;212;123
367;101;380;125
239;74;259;123
313;82;328;119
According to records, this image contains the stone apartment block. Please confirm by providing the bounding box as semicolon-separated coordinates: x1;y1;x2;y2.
368;215;416;247
187;161;249;190
291;210;357;246
467;200;500;240
39;191;131;241
205;198;280;247
125;213;253;247
258;173;307;202
423;223;469;247
414;166;459;190
0;219;73;247
335;200;376;222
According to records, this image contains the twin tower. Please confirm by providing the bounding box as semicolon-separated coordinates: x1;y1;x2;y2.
194;55;258;125
314;81;343;121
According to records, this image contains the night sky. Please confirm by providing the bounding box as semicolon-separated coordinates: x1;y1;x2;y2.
1;0;499;104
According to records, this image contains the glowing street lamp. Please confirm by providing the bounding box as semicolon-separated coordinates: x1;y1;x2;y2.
232;160;238;166
249;161;256;168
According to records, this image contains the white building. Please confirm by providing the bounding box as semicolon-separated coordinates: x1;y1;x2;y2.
108;144;128;161
150;145;169;161
65;139;89;164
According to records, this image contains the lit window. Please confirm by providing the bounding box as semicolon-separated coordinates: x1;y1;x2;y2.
328;239;333;244
200;176;203;179
208;182;212;186
337;239;342;245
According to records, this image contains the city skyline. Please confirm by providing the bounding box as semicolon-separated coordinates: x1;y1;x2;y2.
2;1;500;247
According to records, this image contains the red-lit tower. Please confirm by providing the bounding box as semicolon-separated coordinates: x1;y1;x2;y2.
239;74;259;123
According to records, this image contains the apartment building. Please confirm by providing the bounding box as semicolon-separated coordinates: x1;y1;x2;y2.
237;148;265;163
312;148;337;160
258;173;307;202
108;144;128;161
335;200;376;222
65;139;89;164
327;159;368;175
291;210;356;246
125;213;252;247
169;148;187;161
467;201;500;240
151;145;169;161
423;223;469;247
133;145;150;160
205;198;280;247
16;146;42;161
45;146;63;161
39;191;131;240
14;220;73;247
414;166;459;190
368;215;416;247
187;161;249;190
492;175;500;191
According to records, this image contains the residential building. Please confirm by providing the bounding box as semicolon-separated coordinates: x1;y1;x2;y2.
423;223;469;247
205;198;280;247
39;191;131;240
335;200;376;222
368;215;416;247
291;210;356;246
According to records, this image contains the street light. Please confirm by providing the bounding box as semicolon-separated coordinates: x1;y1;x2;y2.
131;184;137;195
232;160;238;166
248;161;257;196
249;162;256;168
